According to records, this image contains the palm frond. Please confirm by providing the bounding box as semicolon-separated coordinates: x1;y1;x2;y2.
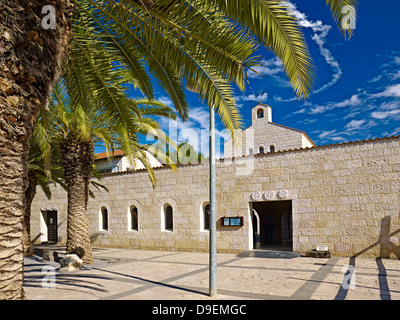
136;98;178;120
204;0;315;100
84;0;190;121
325;0;358;39
74;0;155;99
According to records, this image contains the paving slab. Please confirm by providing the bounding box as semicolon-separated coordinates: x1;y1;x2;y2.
23;246;400;300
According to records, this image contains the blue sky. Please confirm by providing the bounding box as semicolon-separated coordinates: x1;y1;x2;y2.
130;1;400;157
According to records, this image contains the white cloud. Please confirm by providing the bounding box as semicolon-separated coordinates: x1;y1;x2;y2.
248;58;291;89
313;129;346;143
248;58;284;79
345;119;367;130
157;96;174;108
296;94;362;116
368;74;383;83
330;136;346;142
344;119;377;131
343;111;361;119
389;71;400;80
309;105;329;114
188;107;209;128
374;83;400;98
293;108;307;114
382;127;400;137
235;92;268;102
311;34;342;94
318;129;336;139
371;109;400;120
332;94;361;108
273;95;297;102
378;101;400;110
286;1;342;94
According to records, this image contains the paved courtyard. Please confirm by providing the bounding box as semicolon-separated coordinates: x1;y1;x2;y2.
23;246;400;300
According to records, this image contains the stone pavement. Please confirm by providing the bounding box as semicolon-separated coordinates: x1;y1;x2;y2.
23;246;400;300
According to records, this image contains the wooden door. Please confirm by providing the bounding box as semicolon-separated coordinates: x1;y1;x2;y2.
46;211;58;243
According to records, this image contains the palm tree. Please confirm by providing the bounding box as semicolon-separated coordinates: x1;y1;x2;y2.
51;78;177;263
0;0;357;299
23;108;66;257
22;104;111;258
0;0;74;299
55;11;181;263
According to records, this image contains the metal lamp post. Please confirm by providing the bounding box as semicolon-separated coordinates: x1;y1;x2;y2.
209;105;217;297
186;80;217;297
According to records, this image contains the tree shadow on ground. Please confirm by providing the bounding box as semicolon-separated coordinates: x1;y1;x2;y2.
23;260;112;294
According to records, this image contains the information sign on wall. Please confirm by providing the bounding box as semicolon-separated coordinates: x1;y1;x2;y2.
221;216;243;227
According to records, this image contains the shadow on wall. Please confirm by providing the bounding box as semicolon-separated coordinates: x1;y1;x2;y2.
353;216;400;259
378;216;400;259
32;217;66;244
90;233;102;243
335;216;398;301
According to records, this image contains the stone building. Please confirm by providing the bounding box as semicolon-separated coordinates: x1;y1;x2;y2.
31;104;400;259
94;149;164;174
224;103;315;158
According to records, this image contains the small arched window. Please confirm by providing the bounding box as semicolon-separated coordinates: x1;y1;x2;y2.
164;205;173;231
130;206;138;231
248;148;254;155
259;146;264;154
257;108;264;119
100;207;108;231
204;204;210;231
270;145;275;153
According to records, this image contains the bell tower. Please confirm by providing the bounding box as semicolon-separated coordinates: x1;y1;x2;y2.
252;103;272;124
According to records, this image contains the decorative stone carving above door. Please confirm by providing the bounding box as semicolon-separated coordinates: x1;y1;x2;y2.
41;204;58;211
250;190;289;201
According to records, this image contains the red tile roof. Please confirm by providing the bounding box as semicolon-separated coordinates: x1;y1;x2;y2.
94;150;124;160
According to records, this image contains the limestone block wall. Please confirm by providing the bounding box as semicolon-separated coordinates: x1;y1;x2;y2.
31;185;68;244
85;162;254;253
250;137;400;258
30;136;400;258
245;122;308;155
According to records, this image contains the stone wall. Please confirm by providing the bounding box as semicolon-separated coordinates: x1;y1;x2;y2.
30;135;400;258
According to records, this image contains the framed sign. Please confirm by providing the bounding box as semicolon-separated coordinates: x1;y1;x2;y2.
230;217;242;226
221;216;243;227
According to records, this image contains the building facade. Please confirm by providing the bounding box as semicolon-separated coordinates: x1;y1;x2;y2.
94;149;164;174
31;104;400;259
224;103;315;158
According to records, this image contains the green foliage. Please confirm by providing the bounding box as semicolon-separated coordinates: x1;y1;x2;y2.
67;0;356;141
72;0;307;139
325;0;358;39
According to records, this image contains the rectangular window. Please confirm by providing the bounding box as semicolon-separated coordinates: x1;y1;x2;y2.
165;206;173;231
204;204;210;231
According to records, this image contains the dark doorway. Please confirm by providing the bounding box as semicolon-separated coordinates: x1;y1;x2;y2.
46;211;58;244
251;200;292;251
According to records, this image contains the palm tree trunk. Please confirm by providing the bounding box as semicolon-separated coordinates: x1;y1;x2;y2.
0;129;29;300
61;136;94;264
0;0;73;299
22;171;37;257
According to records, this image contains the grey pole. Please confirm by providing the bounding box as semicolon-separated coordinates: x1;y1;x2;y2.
209;105;217;297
